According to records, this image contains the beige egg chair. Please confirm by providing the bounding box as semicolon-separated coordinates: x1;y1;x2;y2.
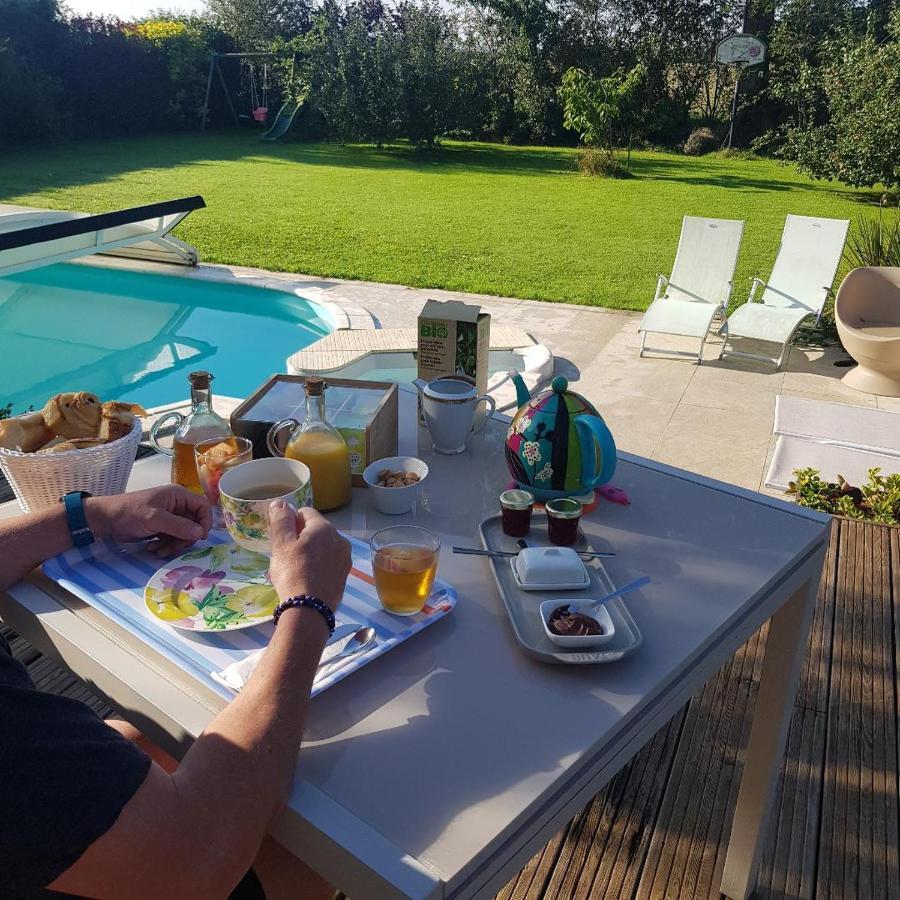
835;267;900;396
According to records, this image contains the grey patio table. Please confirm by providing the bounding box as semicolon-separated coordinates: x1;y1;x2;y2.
0;386;830;900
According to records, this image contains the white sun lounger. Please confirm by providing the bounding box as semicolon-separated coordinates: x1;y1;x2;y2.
721;214;850;369
638;216;744;364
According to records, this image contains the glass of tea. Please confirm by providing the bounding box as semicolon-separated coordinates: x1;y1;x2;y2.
195;436;253;521
370;525;441;616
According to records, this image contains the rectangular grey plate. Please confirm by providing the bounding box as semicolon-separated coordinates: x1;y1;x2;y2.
478;514;643;665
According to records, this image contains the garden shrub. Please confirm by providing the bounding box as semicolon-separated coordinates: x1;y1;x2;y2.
716;147;758;161
683;126;718;156
789;467;900;526
0;42;64;146
576;148;631;178
845;205;900;269
128;20;210;128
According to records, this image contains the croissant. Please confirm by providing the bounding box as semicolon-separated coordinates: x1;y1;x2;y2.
42;392;102;439
0;412;54;453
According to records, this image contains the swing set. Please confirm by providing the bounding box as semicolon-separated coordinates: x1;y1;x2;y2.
200;51;295;129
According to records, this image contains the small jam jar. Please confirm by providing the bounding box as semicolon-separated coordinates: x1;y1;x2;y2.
500;489;535;537
545;498;583;546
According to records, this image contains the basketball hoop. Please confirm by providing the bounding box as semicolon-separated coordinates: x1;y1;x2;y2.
715;34;767;67
714;33;767;149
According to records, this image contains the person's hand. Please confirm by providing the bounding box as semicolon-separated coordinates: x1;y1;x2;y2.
268;501;351;613
85;485;212;557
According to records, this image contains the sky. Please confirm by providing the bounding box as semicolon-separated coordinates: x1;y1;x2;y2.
65;0;206;18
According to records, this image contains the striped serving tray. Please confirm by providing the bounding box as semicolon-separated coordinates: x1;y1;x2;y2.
42;530;456;700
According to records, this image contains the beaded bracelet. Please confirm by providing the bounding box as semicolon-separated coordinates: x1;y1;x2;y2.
273;595;336;635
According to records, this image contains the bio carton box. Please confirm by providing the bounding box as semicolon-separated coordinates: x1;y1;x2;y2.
417;299;491;395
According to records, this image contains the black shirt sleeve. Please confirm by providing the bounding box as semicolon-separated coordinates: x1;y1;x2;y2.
0;636;151;897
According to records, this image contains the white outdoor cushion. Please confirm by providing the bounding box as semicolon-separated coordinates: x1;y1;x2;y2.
766;434;900;491
725;302;811;344
774;396;900;453
639;297;721;338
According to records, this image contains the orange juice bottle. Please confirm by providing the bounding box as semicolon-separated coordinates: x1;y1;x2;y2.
284;378;351;511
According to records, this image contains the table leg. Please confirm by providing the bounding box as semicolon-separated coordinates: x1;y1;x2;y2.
720;575;818;900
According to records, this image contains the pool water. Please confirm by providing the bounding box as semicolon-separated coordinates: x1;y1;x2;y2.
0;262;333;414
298;350;527;383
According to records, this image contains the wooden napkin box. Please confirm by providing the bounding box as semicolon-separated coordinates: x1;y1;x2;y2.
230;375;398;486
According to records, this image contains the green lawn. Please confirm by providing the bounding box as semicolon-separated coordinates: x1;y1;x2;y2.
0;134;875;311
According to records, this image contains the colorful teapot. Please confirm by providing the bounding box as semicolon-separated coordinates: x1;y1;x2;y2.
505;375;616;502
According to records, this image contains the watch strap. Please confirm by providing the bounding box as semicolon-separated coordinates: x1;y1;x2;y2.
61;491;95;548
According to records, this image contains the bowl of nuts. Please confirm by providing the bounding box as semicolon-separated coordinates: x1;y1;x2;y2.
362;456;429;516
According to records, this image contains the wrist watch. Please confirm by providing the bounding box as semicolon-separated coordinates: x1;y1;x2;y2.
59;491;95;548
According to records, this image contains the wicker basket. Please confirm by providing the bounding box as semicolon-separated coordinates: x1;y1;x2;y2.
0;419;143;512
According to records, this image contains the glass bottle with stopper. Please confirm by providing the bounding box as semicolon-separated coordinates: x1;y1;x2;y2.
266;377;352;511
150;371;232;493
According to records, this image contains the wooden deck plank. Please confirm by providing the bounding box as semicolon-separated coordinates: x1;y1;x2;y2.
845;521;864;898
767;527;838;900
797;518;839;713
495;823;569;900
870;522;896;900
886;528;900;900
694;627;766;900
768;521;838;900
859;522;876;900
579;712;687;900
542;794;611;899
640;648;738;898
634;674;718;896
821;519;855;898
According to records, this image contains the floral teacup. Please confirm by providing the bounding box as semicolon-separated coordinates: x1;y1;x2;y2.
218;457;313;554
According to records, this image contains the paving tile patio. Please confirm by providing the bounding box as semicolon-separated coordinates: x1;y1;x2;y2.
203;262;898;502
224;263;887;495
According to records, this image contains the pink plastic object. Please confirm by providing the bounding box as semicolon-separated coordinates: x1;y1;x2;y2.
252;106;268;122
599;485;630;505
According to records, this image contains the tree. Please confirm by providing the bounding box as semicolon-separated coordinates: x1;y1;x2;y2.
462;0;563;142
206;0;311;49
395;1;462;146
776;7;900;190
302;0;401;144
558;63;646;168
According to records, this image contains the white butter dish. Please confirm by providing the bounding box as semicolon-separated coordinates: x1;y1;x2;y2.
511;547;589;591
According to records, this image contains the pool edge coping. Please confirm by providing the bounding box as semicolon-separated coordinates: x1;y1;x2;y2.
74;255;377;334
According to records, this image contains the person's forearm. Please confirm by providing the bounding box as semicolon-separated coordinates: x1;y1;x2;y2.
0;506;74;593
0;498;122;593
172;606;329;858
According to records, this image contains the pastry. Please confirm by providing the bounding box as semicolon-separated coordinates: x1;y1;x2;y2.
98;401;147;443
42;392;102;439
39;438;107;453
0;412;55;453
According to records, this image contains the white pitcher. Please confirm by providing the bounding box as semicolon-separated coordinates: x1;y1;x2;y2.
413;376;497;455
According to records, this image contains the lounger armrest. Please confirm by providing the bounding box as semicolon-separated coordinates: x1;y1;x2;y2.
654;274;669;301
724;279;735;308
748;276;767;302
814;286;835;324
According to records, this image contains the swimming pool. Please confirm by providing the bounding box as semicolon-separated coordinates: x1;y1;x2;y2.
0;262;334;414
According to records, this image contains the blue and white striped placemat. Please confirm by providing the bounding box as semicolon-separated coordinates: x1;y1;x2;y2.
42;530;456;700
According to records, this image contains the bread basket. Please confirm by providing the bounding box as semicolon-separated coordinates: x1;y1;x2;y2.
0;419;142;512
